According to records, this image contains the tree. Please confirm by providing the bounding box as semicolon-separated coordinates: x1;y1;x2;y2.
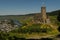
57;12;60;22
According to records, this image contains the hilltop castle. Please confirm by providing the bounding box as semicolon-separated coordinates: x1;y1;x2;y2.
41;5;50;24
32;4;50;24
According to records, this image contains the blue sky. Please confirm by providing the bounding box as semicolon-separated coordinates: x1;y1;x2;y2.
0;0;60;15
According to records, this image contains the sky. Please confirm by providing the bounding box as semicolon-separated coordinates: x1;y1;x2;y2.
0;0;60;15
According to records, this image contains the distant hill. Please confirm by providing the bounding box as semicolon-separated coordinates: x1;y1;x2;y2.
47;10;60;16
0;10;59;22
26;10;60;16
0;10;60;17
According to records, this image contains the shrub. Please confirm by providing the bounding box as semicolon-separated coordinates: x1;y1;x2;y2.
19;24;54;33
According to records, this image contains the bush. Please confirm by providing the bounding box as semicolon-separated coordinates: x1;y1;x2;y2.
57;13;60;22
58;26;60;32
19;24;53;33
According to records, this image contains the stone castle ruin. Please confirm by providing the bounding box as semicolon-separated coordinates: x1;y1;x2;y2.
41;5;50;24
32;3;50;24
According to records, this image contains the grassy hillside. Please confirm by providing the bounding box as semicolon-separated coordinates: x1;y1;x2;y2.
0;10;60;40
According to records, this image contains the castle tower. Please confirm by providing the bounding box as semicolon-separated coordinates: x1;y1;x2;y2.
41;4;47;23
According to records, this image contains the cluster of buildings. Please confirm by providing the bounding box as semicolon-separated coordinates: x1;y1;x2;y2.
0;19;20;32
